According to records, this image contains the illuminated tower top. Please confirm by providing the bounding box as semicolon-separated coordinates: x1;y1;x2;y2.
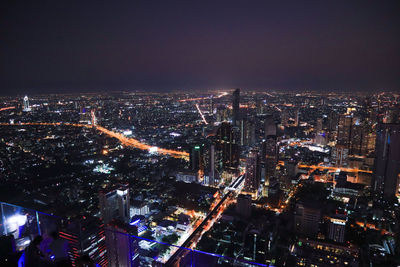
23;95;31;112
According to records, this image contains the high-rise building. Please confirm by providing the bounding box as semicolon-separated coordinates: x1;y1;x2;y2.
22;96;31;112
215;122;239;172
60;216;107;266
189;144;203;171
334;114;353;166
262;136;277;182
203;141;223;186
294;202;321;237
316;118;323;133
99;184;130;224
236;194;252;217
349;121;369;156
240;118;255;146
255;96;262;114
91;109;97;125
373;123;400;199
232;88;240;126
294;108;300;126
327;215;346;243
244;149;261;195
105;221;139;267
281;109;290;127
264;114;276;137
337;115;353;148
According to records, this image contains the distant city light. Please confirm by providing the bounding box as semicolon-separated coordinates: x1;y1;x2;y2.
149;146;158;153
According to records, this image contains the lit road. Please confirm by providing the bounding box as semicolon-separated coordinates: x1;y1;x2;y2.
178;92;228;102
195;104;208;125
0;122;189;159
0;106;16;112
166;174;245;266
297;164;372;174
95;125;189;159
278;161;372;174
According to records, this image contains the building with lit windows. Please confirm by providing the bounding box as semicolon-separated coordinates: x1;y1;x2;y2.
105;220;139;267
373;123;400;199
99;184;130;224
60;216;107;267
244;149;261;196
232;88;240;126
22;96;31;112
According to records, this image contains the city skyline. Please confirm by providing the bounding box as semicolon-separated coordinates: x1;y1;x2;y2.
1;1;400;266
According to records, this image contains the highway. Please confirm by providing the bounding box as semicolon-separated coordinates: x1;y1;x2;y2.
0;106;16;112
297;164;372;174
166;174;245;266
0;122;189;159
278;161;372;174
195;104;208;125
178;92;228;102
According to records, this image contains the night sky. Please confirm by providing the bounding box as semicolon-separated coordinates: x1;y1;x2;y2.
1;0;399;95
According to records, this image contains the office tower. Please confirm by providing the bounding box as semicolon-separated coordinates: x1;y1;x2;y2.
203;141;223;186
80;107;91;123
328;111;339;133
236;194;252;217
22;96;31;112
373;123;400;199
190;144;203;171
105;221;139;267
232;88;240;126
208;143;216;186
294;108;300;126
99;184;130;224
337;115;353;148
316;118;323;133
60;216;107;267
264;114;276;137
240;118;256;146
262;136;277;181
334;114;353;166
256;97;263;114
244;149;261;195
349;121;369;156
91;109;97;125
294;202;321;237
327;215;346;243
281;109;290;127
215;122;239;171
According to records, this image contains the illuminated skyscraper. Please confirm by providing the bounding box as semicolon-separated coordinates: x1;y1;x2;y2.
240;118;255;146
190;144;203;171
294;108;300;126
105;221;139;267
373;123;400;199
327;215;346;243
60;216;107;267
215;122;239;172
22;95;31;112
334;114;353;166
232;88;240;126
91;109;97;125
337;115;353;148
294;202;321;237
281;109;289;126
99;184;130;224
244;149;261;196
262;135;277;182
264;114;276;137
